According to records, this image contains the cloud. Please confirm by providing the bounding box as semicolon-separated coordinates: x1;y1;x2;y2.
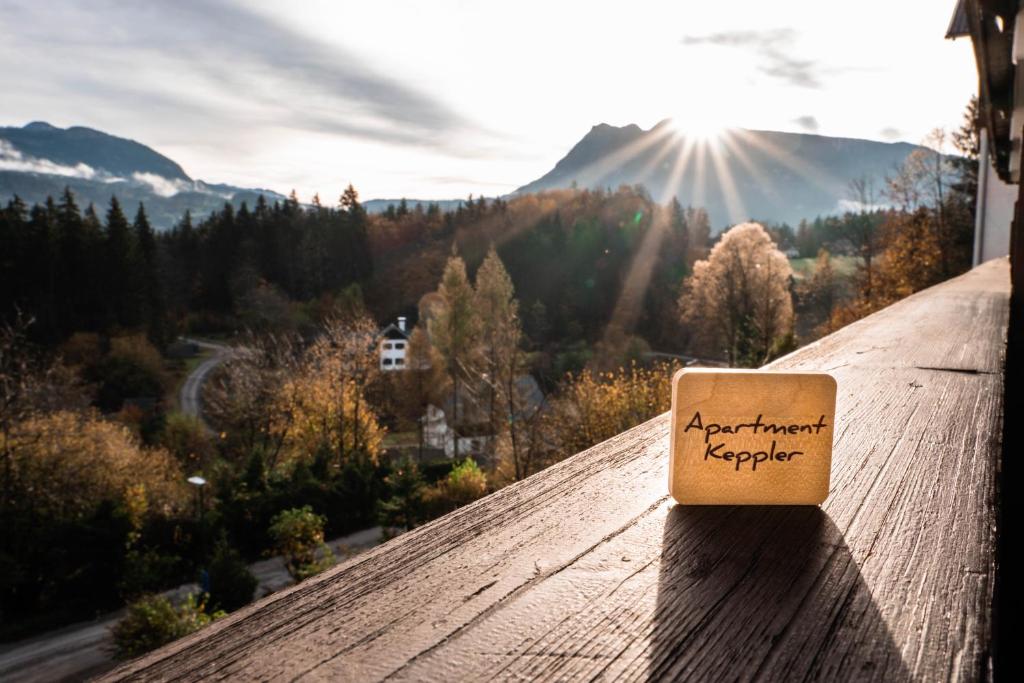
1;136;232;198
0;0;478;152
836;198;888;214
792;115;819;132
0;139;99;179
130;172;234;199
879;127;903;140
682;29;823;88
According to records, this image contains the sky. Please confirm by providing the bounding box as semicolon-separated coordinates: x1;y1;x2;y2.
0;0;977;202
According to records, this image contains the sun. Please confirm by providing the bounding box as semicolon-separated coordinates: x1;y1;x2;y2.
667;115;727;143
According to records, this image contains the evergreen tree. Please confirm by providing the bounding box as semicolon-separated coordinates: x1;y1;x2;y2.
132;204;166;342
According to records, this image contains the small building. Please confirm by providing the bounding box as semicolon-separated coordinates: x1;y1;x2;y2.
379;316;410;371
421;375;545;460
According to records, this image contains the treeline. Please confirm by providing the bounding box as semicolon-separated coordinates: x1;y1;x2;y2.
0;187;373;342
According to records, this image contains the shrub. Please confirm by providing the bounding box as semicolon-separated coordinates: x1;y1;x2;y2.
110;593;224;660
88;335;170;413
119;548;187;600
445;457;488;506
207;538;258;612
160;412;214;472
377;458;425;530
268;506;335;581
422;458;488;517
9;410;186;521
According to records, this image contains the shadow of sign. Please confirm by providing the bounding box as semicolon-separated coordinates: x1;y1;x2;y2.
649;505;910;681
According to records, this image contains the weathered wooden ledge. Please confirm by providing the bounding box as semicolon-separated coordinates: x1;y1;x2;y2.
104;259;1009;682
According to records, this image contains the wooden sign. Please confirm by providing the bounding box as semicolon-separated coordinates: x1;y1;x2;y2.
669;368;837;505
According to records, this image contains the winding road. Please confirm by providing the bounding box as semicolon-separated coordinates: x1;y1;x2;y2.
178;338;231;428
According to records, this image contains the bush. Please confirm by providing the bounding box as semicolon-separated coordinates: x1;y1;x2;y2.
9;410;186;521
110;593;224;660
119;548;187;600
445;457;488;506
160;412;214;472
377;458;425;530
268;506;335;581
208;538;258;612
422;458;488;517
89;335;170;413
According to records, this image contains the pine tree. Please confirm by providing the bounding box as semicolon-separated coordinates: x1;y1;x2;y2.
104;196;138;328
55;188;88;333
132;204;166;342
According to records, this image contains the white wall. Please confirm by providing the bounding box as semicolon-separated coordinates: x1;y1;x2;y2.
976;130;1015;265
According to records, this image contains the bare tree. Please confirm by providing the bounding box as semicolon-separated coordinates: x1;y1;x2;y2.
842;175;884;303
309;312;380;457
205;332;300;471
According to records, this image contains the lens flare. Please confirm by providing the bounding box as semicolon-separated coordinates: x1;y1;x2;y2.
668;116;725;143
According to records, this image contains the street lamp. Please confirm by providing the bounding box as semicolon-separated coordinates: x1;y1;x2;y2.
187;475;207;520
188;475;209;589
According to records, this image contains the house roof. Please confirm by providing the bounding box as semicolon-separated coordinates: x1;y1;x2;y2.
379;323;410;340
439;375;545;430
954;0;1018;182
946;0;970;38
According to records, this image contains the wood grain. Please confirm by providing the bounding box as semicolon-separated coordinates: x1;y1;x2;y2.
101;259;1009;682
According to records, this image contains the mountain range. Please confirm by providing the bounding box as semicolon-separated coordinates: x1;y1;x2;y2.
1;120;933;230
517;120;931;228
0;122;286;228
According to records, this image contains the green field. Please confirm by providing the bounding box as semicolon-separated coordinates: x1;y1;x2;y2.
789;255;860;279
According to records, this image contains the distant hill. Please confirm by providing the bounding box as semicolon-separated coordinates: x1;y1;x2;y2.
0;121;286;229
363;198;468;214
516;120;931;229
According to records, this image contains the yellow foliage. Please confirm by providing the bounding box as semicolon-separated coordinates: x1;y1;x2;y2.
680;222;794;367
547;362;676;461
109;334;169;389
276;364;384;472
829;209;946;330
10;410;186;520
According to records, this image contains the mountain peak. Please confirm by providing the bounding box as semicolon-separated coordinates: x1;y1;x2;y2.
1;121;192;182
517;124;934;228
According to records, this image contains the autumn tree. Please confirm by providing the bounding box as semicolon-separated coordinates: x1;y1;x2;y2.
874;209;945;300
283;313;385;471
427;251;480;459
205;333;301;472
7;410;185;521
316;312;380;449
680;222;794;367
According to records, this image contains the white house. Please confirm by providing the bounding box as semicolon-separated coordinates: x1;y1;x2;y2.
379;316;410;371
421;375;545;460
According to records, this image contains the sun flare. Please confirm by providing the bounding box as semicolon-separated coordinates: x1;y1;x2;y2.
668;115;727;143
